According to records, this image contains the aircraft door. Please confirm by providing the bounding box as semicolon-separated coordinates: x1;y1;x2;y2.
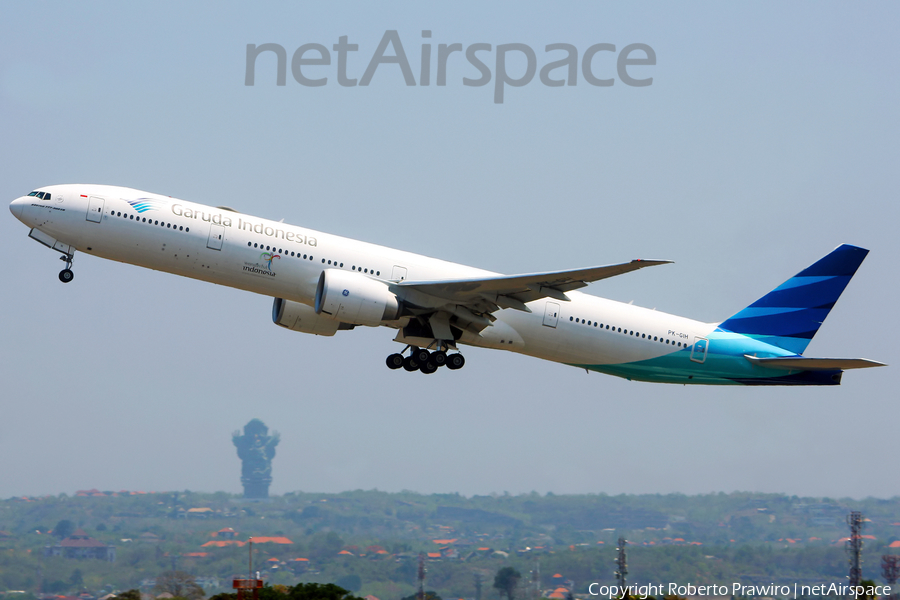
542;301;560;328
207;224;225;250
392;265;407;281
690;336;709;363
86;196;104;223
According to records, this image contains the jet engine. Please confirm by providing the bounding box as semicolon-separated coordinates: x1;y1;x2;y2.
272;297;342;336
315;268;400;326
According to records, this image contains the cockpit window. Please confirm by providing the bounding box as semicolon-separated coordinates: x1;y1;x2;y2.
43;193;51;200
27;191;38;196
37;192;45;199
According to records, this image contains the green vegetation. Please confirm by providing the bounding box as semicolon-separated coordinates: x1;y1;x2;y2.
211;582;361;600
493;567;521;600
0;490;896;599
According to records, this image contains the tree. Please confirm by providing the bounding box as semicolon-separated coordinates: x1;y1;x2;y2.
493;567;521;600
117;591;142;600
400;592;441;600
54;520;75;539
69;569;83;588
154;571;205;600
310;531;344;559
856;580;879;600
334;575;361;593
285;583;362;600
211;583;361;600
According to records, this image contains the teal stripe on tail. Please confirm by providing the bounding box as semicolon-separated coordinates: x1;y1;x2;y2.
718;244;869;354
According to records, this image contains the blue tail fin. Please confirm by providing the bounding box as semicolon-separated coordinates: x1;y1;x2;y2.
718;244;869;354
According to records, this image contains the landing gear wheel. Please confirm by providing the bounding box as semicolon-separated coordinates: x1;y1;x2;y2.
420;360;438;374
58;269;74;283
386;353;404;370
413;348;431;364
430;350;447;367
446;353;465;370
403;355;419;372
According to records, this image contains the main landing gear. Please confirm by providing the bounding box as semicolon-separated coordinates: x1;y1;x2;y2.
58;253;75;283
385;345;465;374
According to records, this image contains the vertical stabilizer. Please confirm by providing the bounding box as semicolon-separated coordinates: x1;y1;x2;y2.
718;244;869;354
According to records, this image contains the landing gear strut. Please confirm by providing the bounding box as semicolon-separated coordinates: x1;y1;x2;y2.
385;344;465;374
58;253;75;283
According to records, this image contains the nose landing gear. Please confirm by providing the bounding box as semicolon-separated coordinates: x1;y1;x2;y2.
385;344;465;374
58;253;75;283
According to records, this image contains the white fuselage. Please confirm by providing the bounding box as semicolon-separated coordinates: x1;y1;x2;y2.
11;184;725;380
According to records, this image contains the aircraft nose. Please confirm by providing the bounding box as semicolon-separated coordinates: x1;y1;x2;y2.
10;197;26;220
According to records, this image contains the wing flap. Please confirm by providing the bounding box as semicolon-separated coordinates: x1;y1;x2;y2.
745;355;886;370
398;259;672;309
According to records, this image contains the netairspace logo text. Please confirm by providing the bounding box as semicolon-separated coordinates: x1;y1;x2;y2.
245;30;656;104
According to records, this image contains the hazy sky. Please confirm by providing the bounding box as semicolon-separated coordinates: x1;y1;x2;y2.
1;2;897;500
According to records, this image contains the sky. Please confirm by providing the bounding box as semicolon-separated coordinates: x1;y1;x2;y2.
1;2;898;500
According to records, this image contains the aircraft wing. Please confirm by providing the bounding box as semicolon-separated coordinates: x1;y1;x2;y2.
397;259;672;314
744;356;886;370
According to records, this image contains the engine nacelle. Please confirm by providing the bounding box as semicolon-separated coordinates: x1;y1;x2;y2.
315;269;400;326
272;297;341;336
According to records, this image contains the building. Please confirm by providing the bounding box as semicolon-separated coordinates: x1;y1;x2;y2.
44;529;116;561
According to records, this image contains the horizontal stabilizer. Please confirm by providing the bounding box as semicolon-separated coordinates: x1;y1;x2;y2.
744;355;886;371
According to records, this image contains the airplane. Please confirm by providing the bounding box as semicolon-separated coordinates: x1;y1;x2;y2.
9;184;885;385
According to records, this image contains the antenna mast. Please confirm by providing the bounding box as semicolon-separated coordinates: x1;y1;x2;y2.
614;537;628;591
417;552;427;600
847;512;864;588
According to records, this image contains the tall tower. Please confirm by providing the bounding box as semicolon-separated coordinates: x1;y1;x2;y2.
614;537;628;590
847;511;864;588
417;552;427;600
474;571;484;600
882;555;900;593
531;557;540;600
233;419;280;498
